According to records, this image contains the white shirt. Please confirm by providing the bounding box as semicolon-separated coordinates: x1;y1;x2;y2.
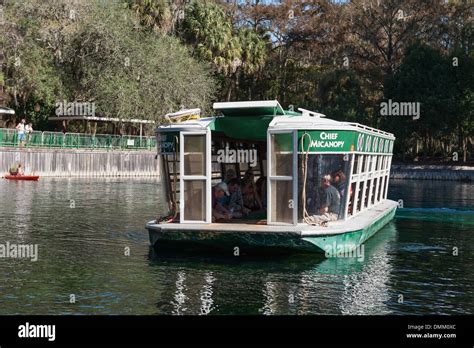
17;123;25;133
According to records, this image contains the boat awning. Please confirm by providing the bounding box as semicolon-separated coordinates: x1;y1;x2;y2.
0;106;15;115
213;100;286;117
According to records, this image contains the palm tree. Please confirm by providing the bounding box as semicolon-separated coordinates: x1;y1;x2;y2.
129;0;173;35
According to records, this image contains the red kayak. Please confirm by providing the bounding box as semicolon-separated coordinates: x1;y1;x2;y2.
4;175;40;181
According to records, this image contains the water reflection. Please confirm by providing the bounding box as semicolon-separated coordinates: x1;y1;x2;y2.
199;272;215;315
172;271;188;315
148;222;399;315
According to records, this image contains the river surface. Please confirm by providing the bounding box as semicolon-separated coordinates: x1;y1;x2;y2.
0;178;472;315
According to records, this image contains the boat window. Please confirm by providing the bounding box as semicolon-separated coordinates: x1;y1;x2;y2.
371;156;379;205
181;132;210;223
184;135;206;176
298;153;351;221
269;132;295;224
183;180;206;221
348;181;356;216
357;180;364;212
378;172;385;202
271;133;292;177
352;155;359;175
271;180;293;223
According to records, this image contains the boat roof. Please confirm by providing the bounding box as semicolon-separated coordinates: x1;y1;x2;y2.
156;100;395;141
213;100;286;117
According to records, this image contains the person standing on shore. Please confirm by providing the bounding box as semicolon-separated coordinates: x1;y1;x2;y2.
15;119;26;147
25;122;33;144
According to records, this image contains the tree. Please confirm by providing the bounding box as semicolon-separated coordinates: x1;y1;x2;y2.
383;43;462;161
2;0;217;130
65;3;216;123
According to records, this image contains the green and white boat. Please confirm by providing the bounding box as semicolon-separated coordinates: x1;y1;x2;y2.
146;101;397;255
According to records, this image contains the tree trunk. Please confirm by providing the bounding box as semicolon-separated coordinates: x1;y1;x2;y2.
463;136;467;162
226;76;234;102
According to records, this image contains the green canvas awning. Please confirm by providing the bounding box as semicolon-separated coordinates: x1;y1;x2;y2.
213;100;286;117
210;116;274;141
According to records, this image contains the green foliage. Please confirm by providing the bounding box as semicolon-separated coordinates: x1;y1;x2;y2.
65;5;215;121
383;43;473;159
2;0;216;128
182;1;242;76
127;0;173;34
316;69;368;124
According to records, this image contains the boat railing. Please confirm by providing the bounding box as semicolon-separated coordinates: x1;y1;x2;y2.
271;119;394;138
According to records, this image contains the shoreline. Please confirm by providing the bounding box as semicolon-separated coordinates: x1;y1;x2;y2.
390;164;473;181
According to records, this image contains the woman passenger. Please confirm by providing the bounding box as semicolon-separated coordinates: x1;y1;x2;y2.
242;181;263;212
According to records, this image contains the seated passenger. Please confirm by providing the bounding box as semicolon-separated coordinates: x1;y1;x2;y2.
212;182;232;222
224;168;237;183
332;170;346;197
255;176;267;209
306;175;341;226
9;163;23;176
242;168;255;186
226;178;250;218
9;164;18;176
242;181;263;212
318;175;341;216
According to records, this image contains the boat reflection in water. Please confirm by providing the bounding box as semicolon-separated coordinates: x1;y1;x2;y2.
148;222;398;315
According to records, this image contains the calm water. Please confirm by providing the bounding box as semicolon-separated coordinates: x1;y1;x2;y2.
0;178;472;315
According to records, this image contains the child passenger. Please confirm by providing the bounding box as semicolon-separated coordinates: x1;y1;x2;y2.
242;181;262;212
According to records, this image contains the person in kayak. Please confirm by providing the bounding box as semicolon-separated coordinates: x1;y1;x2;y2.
9;163;23;176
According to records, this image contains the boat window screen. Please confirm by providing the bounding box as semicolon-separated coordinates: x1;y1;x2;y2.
271;133;293;177
298;154;350;221
184;135;206;176
180;132;210;223
268;131;296;225
271;180;293;223
183;180;206;221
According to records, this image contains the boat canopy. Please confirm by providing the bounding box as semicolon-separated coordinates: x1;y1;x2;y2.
213;100;286;117
156;100;395;152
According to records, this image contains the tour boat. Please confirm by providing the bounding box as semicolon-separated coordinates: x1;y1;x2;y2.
4;175;40;181
146;101;397;254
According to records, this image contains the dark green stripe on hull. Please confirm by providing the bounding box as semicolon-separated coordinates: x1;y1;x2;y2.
147;206;396;255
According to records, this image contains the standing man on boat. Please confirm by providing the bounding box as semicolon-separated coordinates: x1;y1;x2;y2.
15;119;26;147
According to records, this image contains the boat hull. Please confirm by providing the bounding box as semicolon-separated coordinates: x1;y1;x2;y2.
4;175;40;181
146;201;397;254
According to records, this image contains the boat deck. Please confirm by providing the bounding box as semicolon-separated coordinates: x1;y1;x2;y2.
147;200;398;237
